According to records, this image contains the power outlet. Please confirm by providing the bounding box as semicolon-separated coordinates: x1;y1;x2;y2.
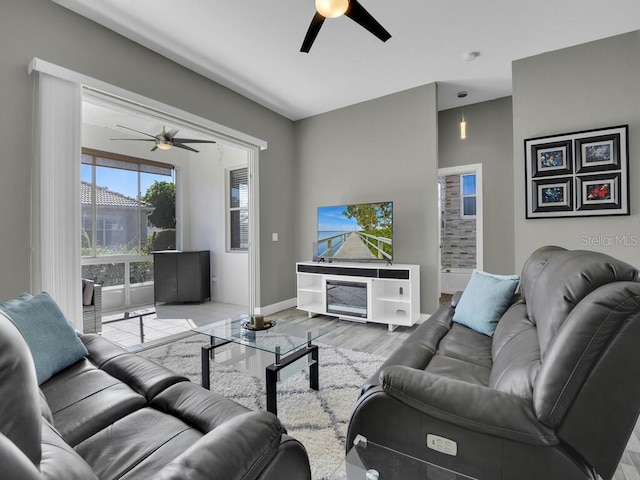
426;434;458;456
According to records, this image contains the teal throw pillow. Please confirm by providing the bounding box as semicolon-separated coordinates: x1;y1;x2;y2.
0;292;88;384
452;269;520;337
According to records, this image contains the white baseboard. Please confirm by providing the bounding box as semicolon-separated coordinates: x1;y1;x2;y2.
417;313;431;324
255;297;298;316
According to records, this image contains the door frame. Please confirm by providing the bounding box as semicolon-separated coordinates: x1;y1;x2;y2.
29;57;265;322
437;163;484;295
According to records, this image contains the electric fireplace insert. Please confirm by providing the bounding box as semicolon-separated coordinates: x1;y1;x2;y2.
326;280;367;318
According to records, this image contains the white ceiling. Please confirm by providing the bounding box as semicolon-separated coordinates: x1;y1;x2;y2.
82;100;214;142
55;0;640;121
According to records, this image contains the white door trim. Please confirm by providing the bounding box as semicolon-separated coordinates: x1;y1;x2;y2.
437;163;484;293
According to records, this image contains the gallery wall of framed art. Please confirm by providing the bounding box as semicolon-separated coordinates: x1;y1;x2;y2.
524;125;629;219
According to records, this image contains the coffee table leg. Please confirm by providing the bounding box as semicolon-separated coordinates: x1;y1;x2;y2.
200;339;231;391
265;344;320;416
201;346;211;390
266;367;278;415
310;345;319;391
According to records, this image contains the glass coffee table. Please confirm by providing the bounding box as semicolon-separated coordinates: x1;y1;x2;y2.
330;435;477;480
192;315;330;416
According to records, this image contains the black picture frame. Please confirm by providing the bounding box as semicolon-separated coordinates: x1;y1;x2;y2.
575;133;621;173
531;177;573;214
576;173;622;211
531;140;573;177
524;125;629;218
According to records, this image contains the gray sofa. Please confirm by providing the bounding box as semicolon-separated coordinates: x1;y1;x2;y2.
0;302;311;479
347;246;640;480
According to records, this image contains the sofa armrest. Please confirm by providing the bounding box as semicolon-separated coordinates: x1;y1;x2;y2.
0;433;41;480
381;365;557;446
451;290;463;307
359;306;454;395
83;334;188;400
100;353;188;401
155;411;283;480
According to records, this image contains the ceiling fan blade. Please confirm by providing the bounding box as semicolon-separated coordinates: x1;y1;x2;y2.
300;13;325;53
112;124;212;153
345;0;391;42
171;138;217;144
115;124;158;139
111;138;155;142
165;129;180;140
173;142;200;153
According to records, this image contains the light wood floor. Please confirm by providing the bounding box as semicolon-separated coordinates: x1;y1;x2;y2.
257;294;453;357
267;307;419;358
116;303;420;357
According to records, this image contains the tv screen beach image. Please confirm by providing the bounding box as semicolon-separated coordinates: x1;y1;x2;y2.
317;202;393;261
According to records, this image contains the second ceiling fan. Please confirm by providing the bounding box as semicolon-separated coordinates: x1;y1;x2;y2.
111;125;216;153
301;0;391;53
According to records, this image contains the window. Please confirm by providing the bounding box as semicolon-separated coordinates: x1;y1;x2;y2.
82;214;124;248
229;167;249;251
461;173;477;218
81;149;176;258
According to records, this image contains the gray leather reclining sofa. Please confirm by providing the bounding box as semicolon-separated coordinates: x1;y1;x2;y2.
347;246;640;480
0;310;311;480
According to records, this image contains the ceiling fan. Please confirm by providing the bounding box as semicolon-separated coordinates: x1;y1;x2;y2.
111;125;216;153
301;0;391;53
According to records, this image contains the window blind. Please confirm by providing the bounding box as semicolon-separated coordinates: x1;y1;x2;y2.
82;148;174;176
230;168;249;250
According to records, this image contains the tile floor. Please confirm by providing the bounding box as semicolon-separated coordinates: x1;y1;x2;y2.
100;301;247;350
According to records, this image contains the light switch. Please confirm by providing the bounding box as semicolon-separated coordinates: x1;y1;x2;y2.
272;233;279;242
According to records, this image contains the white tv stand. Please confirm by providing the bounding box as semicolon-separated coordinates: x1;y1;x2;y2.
296;261;420;331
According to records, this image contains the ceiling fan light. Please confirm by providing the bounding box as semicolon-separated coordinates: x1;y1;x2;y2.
315;0;349;18
156;141;172;150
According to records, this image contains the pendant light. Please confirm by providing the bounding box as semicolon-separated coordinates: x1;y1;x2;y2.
458;91;468;140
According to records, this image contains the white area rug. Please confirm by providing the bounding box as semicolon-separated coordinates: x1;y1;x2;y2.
139;334;385;480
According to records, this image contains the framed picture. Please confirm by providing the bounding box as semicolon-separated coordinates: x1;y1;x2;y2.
575;133;621;173
576;173;622;211
531;140;572;177
530;177;573;214
524;125;628;218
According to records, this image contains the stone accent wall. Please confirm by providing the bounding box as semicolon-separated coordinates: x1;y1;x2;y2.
440;174;476;269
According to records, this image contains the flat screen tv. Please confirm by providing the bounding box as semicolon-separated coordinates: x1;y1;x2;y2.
316;201;393;262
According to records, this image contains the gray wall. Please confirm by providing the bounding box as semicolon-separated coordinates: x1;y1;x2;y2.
0;0;296;307
294;84;440;314
438;97;515;274
6;2;637;311
513;31;640;270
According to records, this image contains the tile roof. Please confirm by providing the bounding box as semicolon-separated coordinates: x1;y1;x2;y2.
81;181;153;209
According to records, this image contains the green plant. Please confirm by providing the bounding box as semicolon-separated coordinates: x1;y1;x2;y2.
143;181;176;229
